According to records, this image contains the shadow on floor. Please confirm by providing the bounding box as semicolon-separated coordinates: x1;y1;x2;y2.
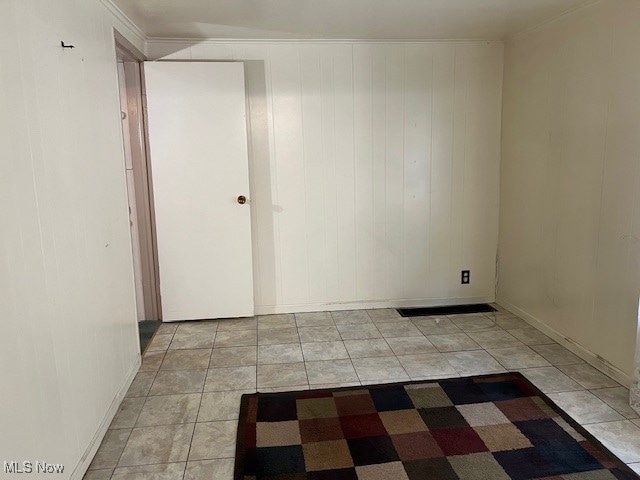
138;320;161;353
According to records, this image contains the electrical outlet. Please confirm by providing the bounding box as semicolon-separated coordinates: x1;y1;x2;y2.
461;270;470;284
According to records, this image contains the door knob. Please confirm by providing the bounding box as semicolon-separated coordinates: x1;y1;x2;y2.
237;195;247;204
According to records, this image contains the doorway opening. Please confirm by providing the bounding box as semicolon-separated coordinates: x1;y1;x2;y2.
114;32;162;352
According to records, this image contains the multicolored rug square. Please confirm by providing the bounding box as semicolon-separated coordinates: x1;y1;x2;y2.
234;373;638;479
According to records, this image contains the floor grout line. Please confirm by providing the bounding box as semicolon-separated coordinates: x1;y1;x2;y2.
89;309;637;479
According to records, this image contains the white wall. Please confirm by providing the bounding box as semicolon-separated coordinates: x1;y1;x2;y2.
148;40;504;313
499;0;640;381
0;1;143;477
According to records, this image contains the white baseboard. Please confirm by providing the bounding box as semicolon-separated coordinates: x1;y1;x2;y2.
70;355;142;480
497;300;631;387
254;296;495;315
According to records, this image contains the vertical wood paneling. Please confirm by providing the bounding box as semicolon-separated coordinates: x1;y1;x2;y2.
269;45;310;305
2;0;142;473
499;0;640;377
150;40;503;311
384;45;405;299
320;46;341;302
429;45;456;298
371;47;389;300
403;44;432;298
450;45;469;296
353;45;375;300
461;45;503;296
299;45;327;303
333;45;357;301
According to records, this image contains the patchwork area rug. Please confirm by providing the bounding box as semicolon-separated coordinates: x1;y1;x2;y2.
235;373;639;479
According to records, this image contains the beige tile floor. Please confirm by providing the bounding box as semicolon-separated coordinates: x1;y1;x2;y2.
84;306;640;479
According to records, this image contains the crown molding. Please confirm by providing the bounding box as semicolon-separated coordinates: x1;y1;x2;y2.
101;0;148;50
146;37;503;46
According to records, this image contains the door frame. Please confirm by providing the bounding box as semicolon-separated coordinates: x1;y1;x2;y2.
115;31;162;321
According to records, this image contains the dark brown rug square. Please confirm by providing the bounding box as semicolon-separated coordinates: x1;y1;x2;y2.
234;372;639;479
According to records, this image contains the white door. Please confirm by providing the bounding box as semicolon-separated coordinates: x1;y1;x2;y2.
144;61;254;321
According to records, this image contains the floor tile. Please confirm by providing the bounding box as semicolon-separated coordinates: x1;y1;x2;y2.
366;308;401;321
156;323;179;335
375;321;422;338
491;316;530;330
198;390;250;422
398;353;458;380
176;321;218;335
216;317;257;331
146;334;173;352
468;330;522;349
139;351;165;372
558;363;620;389
111;463;185;480
258;343;304;364
449;315;497;332
520;367;583;393
585;421;640;463
337;323;381;340
214;330;257;347
531;344;583;366
83;469;113;479
257;327;299;345
628;463;640;475
126;372;156;398
506;327;554;346
209;346;257;368
169;332;215;350
305;359;359;385
311;382;361;389
385;336;437;356
547;390;624;424
427;333;480;352
160;349;211;370
301;341;349;361
294;312;335;328
257;363;307;388
298;325;341;342
487;346;550;369
110;397;146;429
149;370;207;396
259;384;310;393
92;307;640;477
89;429;131;469
184;459;234;480
412;317;462;335
344;339;394;358
591;387;639;419
352;356;409;383
331;310;371;325
204;366;256;392
444;351;505;376
119;423;194;466
257;314;296;330
136;394;201;426
294;311;334;327
189;421;237;461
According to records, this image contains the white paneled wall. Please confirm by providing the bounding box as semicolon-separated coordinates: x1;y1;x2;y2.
148;41;504;313
499;0;640;380
0;1;142;478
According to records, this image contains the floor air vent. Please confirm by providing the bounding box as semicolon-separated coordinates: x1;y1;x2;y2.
397;304;496;317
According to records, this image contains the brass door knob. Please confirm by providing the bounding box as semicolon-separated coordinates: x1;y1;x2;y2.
237;195;247;204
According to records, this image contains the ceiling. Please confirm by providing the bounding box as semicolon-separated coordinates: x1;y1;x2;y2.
113;0;596;40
